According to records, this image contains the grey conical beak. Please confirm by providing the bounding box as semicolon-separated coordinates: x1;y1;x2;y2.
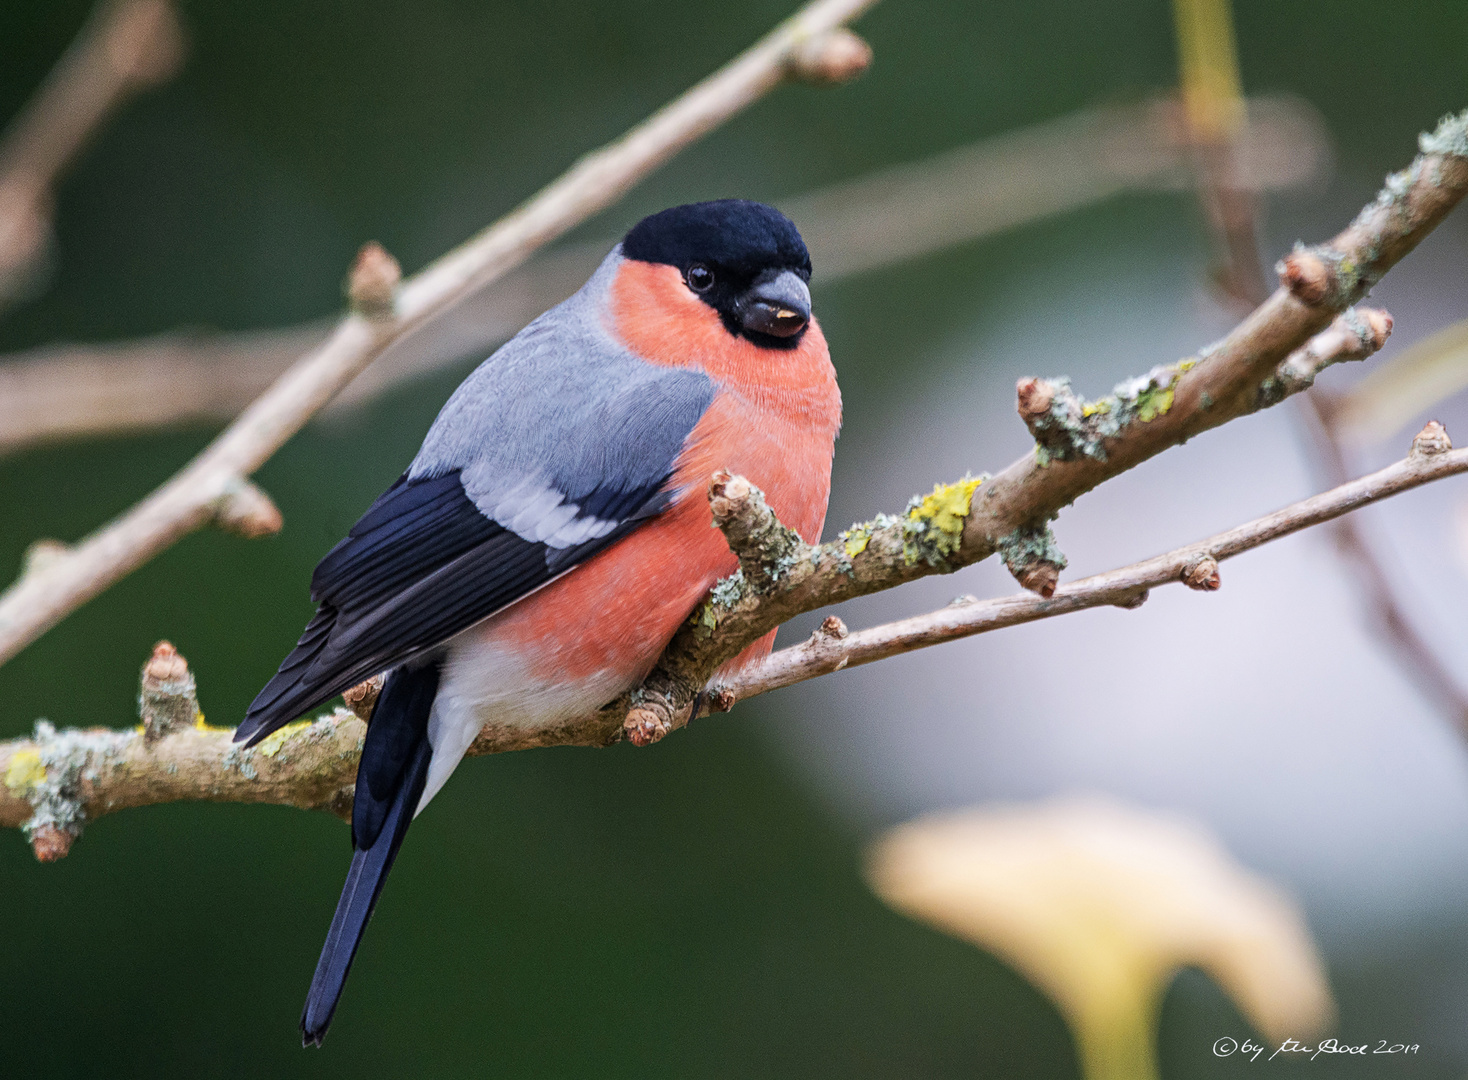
740;269;811;338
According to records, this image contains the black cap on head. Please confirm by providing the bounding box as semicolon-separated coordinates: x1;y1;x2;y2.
623;199;811;278
622;200;813;348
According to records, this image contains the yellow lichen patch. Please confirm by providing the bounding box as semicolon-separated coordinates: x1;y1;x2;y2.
5;749;46;793
907;476;983;538
903;476;985;564
692;601;720;638
1134;386;1174;423
1177;359;1196;373
843;529;872;558
256;719;313;759
1082;399;1111;418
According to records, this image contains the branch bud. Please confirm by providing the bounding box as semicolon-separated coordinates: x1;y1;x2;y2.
22;538;69;578
140;641;199;740
788;28;872;84
1181;555;1222;591
30;823;74;863
342;675;384;721
214;478;283;538
816;615;848;640
1355;307;1394;353
1277;249;1331;305
624;706;671;747
700;687;737;715
1016;377;1056;428
1410;420;1452;458
997;525;1067;598
347;241;400;317
1017;563;1060;598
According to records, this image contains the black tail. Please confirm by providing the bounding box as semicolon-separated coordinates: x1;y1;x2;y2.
300;660;441;1047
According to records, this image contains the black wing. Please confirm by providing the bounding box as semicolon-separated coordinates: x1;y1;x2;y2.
235;469;665;746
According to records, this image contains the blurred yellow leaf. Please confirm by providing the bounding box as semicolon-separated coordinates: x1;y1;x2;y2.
866;797;1334;1080
1334;318;1468;445
1173;0;1247;141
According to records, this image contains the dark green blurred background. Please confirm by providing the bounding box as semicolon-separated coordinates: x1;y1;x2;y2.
2;1;1467;1076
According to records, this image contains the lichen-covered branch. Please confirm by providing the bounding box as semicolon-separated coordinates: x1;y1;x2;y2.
714;422;1467;710
6;422;1463;860
0;0;878;668
4;111;1467;861
596;110;1468;739
1;644;365;859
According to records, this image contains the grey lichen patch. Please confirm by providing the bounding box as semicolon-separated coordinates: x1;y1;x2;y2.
1024;362;1195;464
1350;158;1429;288
995;524;1068;578
1263;307;1379;409
694;569;747;638
1419;108;1468;159
710;568;746;608
221;742;259;781
1255;376;1287;410
1023;377;1096;462
9;720;131;846
139;671;199;741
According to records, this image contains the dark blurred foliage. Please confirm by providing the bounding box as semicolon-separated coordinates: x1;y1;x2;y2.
0;0;1465;1076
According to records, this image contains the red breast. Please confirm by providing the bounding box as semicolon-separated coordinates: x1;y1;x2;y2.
482;256;840;684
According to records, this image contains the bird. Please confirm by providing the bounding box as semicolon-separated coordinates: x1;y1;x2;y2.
233;199;842;1046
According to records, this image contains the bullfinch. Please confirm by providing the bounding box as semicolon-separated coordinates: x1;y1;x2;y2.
233;199;842;1045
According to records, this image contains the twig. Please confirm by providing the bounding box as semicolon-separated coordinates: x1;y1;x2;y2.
0;115;1461;848
1169;0;1468;732
602;111;1468;741
0;0;880;667
0;94;1329;454
1300;393;1468;726
0;0;185;305
4;424;1462;852
713;422;1466;709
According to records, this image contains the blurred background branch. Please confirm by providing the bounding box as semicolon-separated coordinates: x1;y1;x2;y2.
0;93;1327;454
0;0;184;311
1169;0;1468;729
0;0;880;670
2;99;1462;846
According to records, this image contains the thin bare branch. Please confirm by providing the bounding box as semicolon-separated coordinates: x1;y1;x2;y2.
598;111;1468;741
0;0;185;305
1300;393;1468;726
0;0;880;667
0;94;1328;454
2;99;1465;861
5;424;1463;852
714;423;1468;709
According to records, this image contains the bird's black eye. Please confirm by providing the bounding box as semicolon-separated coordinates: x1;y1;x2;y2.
686;263;715;292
